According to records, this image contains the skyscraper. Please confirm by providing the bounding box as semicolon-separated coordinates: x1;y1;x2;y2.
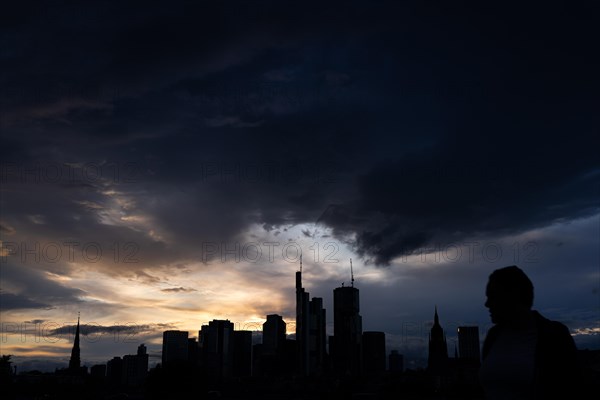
295;255;327;376
106;356;123;386
188;337;200;367
331;274;362;377
457;326;480;364
308;296;327;375
263;314;286;356
162;330;189;367
68;314;81;371
122;344;149;387
199;319;234;379
296;255;310;376
457;326;481;385
233;330;252;377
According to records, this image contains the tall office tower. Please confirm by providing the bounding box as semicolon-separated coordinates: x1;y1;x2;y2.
456;326;482;386
263;314;286;355
296;256;328;376
296;255;310;376
332;268;363;377
457;326;481;365
427;307;448;375
106;356;123;386
199;319;234;379
122;344;149;387
68;314;81;371
188;337;200;367
362;331;386;375
162;330;189;367
233;330;253;377
308;297;327;375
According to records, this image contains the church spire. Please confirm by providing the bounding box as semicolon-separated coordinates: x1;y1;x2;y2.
68;313;81;371
427;306;448;375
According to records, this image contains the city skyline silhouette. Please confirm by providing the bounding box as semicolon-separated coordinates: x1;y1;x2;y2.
2;0;599;398
3;261;597;399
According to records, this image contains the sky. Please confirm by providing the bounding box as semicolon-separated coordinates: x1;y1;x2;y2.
1;1;599;372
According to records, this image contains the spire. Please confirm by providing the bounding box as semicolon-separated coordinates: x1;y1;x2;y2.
68;313;81;371
430;306;444;340
350;258;354;287
427;305;449;374
300;252;302;273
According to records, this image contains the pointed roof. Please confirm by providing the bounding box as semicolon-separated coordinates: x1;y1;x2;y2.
68;313;81;370
430;306;444;340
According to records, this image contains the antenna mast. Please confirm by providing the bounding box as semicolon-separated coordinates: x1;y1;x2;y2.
350;258;354;287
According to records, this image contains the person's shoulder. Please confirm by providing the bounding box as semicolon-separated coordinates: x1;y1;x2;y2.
532;311;573;338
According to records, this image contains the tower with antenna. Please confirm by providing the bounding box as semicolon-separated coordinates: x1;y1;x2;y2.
331;259;363;377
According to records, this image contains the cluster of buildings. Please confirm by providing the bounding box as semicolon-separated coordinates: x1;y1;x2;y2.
64;259;482;389
158;258;394;380
62;315;149;388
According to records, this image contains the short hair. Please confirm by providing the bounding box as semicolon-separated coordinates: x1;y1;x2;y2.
488;265;534;308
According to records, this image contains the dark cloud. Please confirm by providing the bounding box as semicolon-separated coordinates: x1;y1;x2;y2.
0;292;50;310
23;319;46;324
4;1;596;269
1;262;86;308
160;287;197;293
50;323;162;337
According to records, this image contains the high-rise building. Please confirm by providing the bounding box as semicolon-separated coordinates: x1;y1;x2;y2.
427;307;448;375
188;337;200;367
263;314;286;355
122;344;149;387
296;256;310;376
457;326;480;364
295;256;328;376
308;297;327;375
199;320;234;379
162;330;189;367
456;326;481;385
363;331;386;375
233;330;252;377
106;356;123;386
331;282;362;377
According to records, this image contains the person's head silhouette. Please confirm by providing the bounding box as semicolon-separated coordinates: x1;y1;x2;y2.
481;265;582;399
484;265;534;325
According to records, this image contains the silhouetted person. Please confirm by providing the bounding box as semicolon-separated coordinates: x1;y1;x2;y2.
479;265;581;399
